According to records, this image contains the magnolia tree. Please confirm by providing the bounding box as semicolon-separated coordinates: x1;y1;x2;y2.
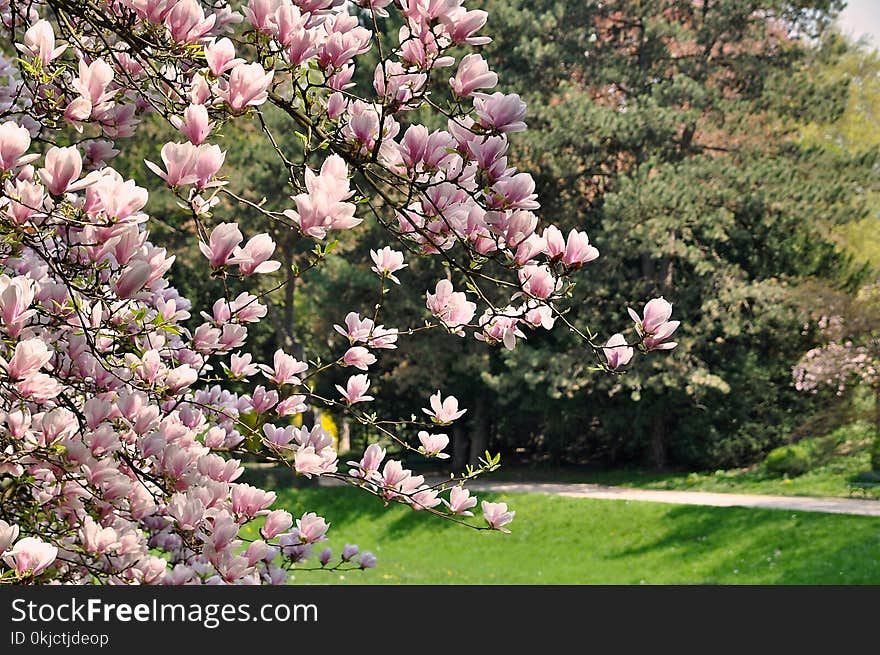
0;0;679;584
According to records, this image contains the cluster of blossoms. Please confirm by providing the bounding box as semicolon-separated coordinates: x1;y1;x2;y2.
0;0;676;584
794;313;878;397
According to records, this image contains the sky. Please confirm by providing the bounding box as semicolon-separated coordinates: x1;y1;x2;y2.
838;0;880;47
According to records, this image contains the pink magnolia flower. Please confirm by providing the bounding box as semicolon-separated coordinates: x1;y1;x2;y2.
199;222;243;268
373;61;427;107
39;146;95;195
166;364;198;393
170;104;213;145
192;144;226;188
423;391;466;425
245;540;269;566
411;488;442;510
86;173;148;220
7;338;52;380
80;517;121;555
229;234;281;275
627;298;680;351
144;142;199;187
522;302;556;330
444;487;477;516
515;233;545;266
18;19;66;65
126;0;175;23
204;37;244;76
231;483;277;518
294;445;338;478
17;372;62;403
261;509;293;539
164;0;216;44
71;58;115;112
347;443;386;480
370;247;407;283
481;501;515;533
341;544;359;561
144;141;225;189
115;259;152;299
249;385;279;414
343;346;376;371
2;536;57;576
476;310;526;351
0;122;33;171
562;229;599;268
168;493;206;531
504;210;538;249
358;551;377;569
518;264;559;300
0;520;19;553
276;394;308;416
197;454;244;483
474;92;527;133
368;325;399;350
603;333;634;369
327;92;346;119
284;155;360;239
219;62;273;112
491;172;539;210
0;276;36;337
318;546;332;566
441;6;490;45
81;140;120;167
336;374;374;404
450;53;497;97
226;352;259;378
244;0;281;33
260;349;307;386
5;177;45;225
334;312;374;343
263;423;297;447
542;224;566;260
296;512;329;544
355;0;393;18
417;431;450;459
426;280;476;333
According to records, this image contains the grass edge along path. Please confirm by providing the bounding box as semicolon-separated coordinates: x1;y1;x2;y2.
242;485;880;585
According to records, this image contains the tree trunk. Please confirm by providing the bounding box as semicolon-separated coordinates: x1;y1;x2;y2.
452;422;468;470
272;243;317;427
650;412;667;471
467;397;489;468
338;416;351;455
872;386;880;472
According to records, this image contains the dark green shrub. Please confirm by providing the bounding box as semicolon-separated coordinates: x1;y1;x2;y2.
870;435;880;472
764;445;812;477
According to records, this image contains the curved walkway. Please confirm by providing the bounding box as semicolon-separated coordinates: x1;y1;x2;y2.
465;481;880;517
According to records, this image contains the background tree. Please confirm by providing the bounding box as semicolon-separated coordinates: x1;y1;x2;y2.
463;0;878;469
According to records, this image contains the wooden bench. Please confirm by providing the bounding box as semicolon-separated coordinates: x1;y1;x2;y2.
848;481;880;498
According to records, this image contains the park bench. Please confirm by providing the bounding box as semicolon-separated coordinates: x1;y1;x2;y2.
847;481;880;498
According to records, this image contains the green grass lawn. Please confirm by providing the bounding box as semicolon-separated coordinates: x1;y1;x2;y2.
244;485;880;584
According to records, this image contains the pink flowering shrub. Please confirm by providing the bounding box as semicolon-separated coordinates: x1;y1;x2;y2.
0;0;677;584
793;284;880;398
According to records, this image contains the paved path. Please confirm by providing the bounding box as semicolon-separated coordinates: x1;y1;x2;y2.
464;481;880;517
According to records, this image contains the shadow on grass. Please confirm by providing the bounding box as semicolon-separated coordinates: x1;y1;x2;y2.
610;504;880;584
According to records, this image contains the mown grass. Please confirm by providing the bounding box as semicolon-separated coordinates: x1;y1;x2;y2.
242;485;880;584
